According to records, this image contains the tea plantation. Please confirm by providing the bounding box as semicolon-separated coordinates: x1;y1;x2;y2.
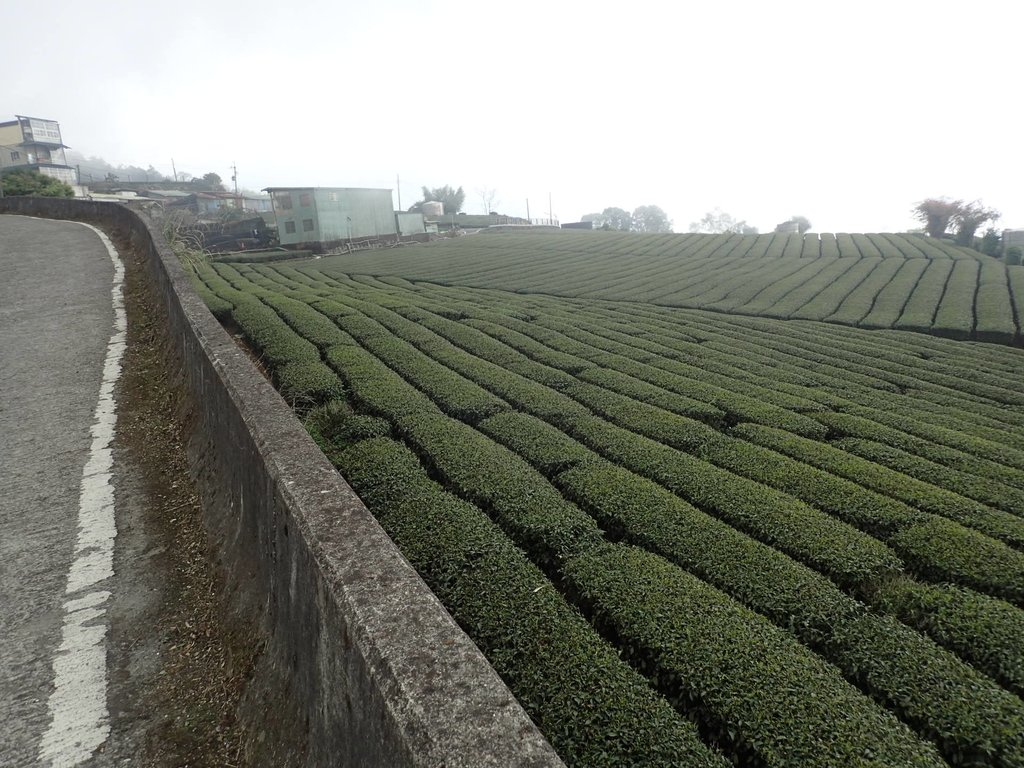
190;242;1024;767
316;231;1024;344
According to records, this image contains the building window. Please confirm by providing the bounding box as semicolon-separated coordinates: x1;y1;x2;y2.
275;192;293;210
299;192;312;207
9;151;19;161
284;220;296;234
302;219;314;232
327;191;338;202
26;119;61;142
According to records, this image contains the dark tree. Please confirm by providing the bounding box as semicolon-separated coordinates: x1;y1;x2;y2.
191;172;225;191
202;172;225;190
980;228;1002;258
953;201;999;246
581;207;632;231
775;215;812;234
409;185;466;214
912;198;963;238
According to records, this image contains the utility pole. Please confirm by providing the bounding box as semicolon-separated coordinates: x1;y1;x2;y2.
231;161;240;209
526;198;530;222
396;173;401;210
171;158;178;183
548;192;553;226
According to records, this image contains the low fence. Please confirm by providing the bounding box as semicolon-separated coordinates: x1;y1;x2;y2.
0;197;562;768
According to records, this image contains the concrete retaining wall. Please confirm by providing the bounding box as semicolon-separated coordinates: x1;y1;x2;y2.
0;197;563;767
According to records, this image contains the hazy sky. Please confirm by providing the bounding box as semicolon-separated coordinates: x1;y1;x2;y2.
3;0;1020;233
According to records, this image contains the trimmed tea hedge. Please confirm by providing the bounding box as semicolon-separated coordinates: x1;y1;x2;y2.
195;253;1024;768
339;438;728;767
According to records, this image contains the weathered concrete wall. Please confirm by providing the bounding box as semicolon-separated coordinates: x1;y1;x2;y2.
0;197;563;768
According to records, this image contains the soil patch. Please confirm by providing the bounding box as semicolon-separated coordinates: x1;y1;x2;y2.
114;238;261;767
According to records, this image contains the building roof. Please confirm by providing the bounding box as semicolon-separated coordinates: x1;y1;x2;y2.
145;189;194;198
15;114;59;122
13;162;75;170
195;191;243;199
10;115;68;148
262;186;392;193
3;115;63;128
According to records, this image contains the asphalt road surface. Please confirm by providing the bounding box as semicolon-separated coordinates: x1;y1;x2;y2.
0;214;128;767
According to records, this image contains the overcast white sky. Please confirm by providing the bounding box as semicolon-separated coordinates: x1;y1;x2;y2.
3;0;1020;232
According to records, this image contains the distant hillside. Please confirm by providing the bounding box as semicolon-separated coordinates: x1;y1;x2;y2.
317;231;1023;344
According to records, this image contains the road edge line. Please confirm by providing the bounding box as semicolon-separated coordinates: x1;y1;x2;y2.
37;223;125;767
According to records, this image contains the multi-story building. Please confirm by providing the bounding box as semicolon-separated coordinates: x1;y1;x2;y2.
1004;229;1024;254
264;187;397;248
0;115;77;186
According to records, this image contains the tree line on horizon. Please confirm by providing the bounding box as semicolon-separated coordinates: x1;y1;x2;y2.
912;198;999;246
582;206;673;233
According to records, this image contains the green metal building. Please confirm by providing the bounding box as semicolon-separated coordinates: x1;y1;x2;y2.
264;187;397;247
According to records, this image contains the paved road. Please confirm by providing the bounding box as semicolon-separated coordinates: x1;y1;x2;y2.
0;215;121;767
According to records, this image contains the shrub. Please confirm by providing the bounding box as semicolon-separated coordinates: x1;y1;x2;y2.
231;298;320;368
275;361;345;408
0;167;73;197
569;414;902;587
828;611;1024;767
872;578;1024;697
339;438;727;768
567;545;947;768
889;518;1024;606
263;293;355;349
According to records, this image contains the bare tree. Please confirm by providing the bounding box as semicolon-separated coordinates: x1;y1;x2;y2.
476;187;499;214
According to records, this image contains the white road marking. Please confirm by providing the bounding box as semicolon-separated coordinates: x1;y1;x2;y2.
37;223;125;767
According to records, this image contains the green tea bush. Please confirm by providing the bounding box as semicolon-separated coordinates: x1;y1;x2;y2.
889;518;1024;605
275;361;345;407
231;298;320;368
567;545;947;768
262;294;355;349
872;578;1024;697
339;438;726;768
833;434;1024;514
819;411;1024;494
